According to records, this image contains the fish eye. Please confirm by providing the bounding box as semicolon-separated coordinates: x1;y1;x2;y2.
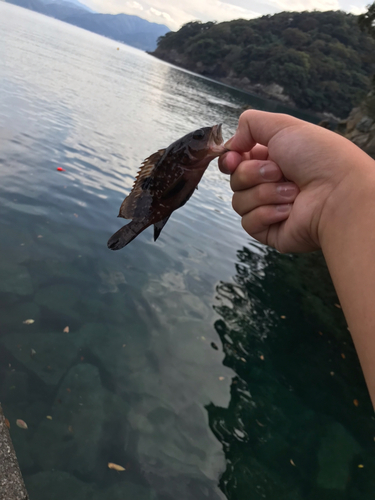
192;129;205;140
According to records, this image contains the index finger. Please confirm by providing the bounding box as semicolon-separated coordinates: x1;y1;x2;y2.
218;144;269;175
225;110;303;153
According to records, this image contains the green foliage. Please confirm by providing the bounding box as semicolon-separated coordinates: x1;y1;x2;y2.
155;11;375;116
282;27;310;46
358;2;375;38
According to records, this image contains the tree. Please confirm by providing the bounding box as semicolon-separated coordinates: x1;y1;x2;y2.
152;11;375;116
282;27;309;47
359;2;375;37
358;3;375;96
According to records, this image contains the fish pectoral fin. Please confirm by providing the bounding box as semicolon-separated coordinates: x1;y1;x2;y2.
154;216;171;242
177;185;197;209
161;176;186;200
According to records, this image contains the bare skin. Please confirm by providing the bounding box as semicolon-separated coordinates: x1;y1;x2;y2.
219;110;375;409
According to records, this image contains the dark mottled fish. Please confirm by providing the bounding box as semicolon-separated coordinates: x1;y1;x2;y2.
107;125;226;250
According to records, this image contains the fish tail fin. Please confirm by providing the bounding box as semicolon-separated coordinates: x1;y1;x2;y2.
107;220;147;250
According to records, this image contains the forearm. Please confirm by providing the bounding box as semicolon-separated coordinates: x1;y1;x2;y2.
223;111;375;408
319;161;375;408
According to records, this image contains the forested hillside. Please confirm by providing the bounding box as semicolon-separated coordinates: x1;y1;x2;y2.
152;11;375;116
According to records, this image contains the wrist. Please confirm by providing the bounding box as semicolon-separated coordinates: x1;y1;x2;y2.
318;156;375;254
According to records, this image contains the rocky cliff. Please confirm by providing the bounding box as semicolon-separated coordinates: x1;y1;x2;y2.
338;92;375;158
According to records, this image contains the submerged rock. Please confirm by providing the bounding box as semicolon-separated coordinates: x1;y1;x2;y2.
24;471;94;500
317;422;361;490
31;363;129;476
34;284;83;320
98;269;127;293
128;396;226;500
1;333;82;386
79;322;150;379
0;223;34;266
92;482;154;500
9;432;35;472
0;302;40;332
0;370;30;405
27;259;91;290
0;262;33;296
111;277;233;499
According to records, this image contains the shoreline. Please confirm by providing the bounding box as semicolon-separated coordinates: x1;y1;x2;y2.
149;51;341;121
0;405;29;500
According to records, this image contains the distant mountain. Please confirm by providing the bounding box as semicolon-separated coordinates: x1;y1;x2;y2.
6;0;169;51
39;0;95;13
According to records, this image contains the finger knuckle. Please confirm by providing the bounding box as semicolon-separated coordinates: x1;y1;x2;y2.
253;206;274;231
241;214;252;233
232;194;241;215
258;204;274;222
239;109;253;123
236;166;249;188
231;162;254;190
241;211;259;235
255;183;270;204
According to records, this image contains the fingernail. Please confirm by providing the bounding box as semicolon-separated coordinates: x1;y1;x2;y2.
276;204;292;212
259;163;279;180
276;184;297;197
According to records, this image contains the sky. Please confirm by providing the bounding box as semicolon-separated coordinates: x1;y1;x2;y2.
82;0;370;30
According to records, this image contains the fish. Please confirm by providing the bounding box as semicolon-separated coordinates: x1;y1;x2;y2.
107;124;226;250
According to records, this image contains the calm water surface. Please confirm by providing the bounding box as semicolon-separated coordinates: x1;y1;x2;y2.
1;4;375;500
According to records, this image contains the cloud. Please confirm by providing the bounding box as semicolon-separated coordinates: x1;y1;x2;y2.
149;7;174;22
273;0;340;10
349;4;366;15
125;0;143;10
82;0;369;31
84;0;260;29
215;0;252;15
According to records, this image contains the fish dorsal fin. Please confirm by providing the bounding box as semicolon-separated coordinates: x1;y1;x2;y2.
119;149;166;219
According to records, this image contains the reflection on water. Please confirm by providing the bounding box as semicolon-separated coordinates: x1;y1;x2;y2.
210;246;375;499
0;3;374;500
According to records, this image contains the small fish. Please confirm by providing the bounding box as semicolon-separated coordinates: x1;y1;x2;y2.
107;125;227;250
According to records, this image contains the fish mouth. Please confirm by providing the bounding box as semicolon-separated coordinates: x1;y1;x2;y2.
209;124;227;156
211;124;223;145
